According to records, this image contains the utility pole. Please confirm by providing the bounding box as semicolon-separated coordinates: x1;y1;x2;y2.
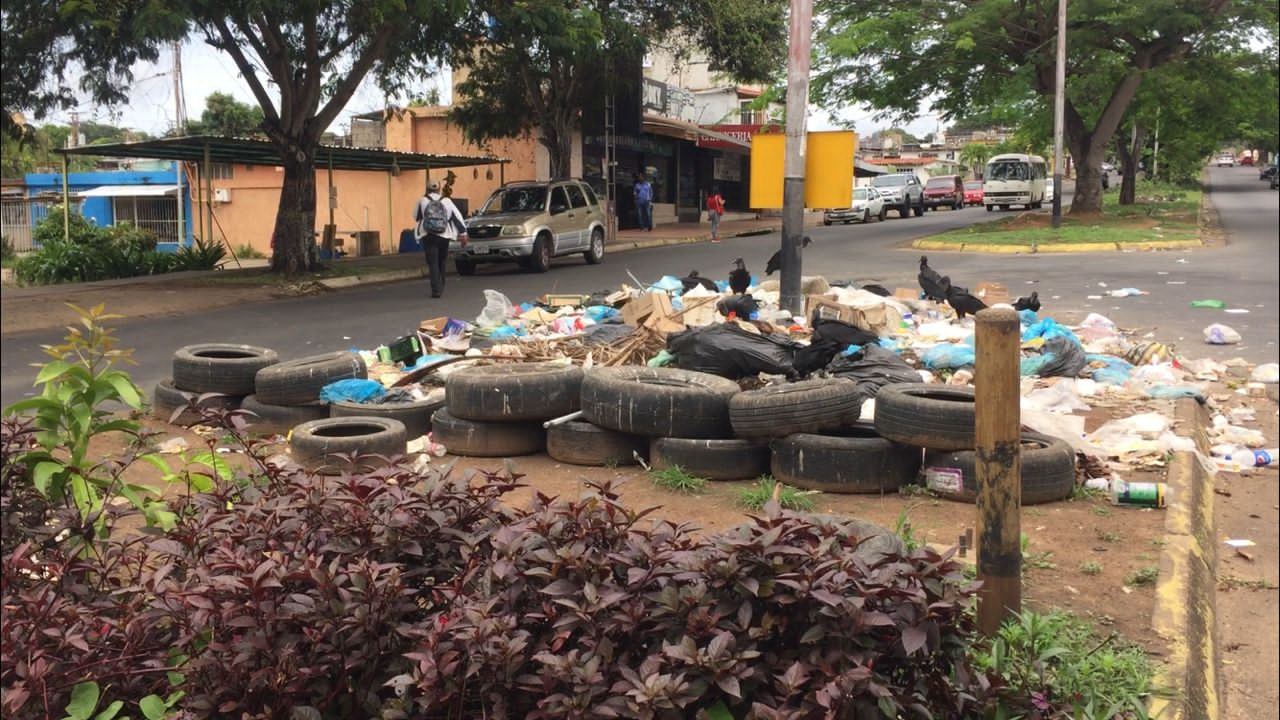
69;110;80;148
779;0;812;316
173;41;188;247
1152;107;1161;180
1051;0;1066;228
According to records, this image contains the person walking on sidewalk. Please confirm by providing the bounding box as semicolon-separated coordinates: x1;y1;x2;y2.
414;180;468;298
633;173;654;231
706;186;725;243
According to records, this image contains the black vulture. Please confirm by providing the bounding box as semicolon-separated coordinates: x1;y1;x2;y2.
728;258;752;294
946;282;988;319
918;255;949;302
680;270;719;293
765;235;812;276
1013;291;1041;312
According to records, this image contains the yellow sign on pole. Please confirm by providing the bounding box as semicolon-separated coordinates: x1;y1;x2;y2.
748;130;857;209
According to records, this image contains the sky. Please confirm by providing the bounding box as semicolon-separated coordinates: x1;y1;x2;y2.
40;39;937;140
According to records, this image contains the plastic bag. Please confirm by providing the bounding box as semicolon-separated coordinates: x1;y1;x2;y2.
1018;309;1039;326
584;305;621;322
920;342;976;370
1251;363;1280;383
1023;380;1090;414
1022;317;1080;345
319;378;386;404
1146;385;1204;400
826;345;921;398
475;289;514;328
1203;323;1241;345
1021;336;1087;378
794;338;844;377
1086;353;1132;385
667;323;800;379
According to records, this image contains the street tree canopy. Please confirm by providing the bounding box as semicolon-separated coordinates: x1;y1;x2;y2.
812;0;1278;214
183;92;266;138
449;0;788;180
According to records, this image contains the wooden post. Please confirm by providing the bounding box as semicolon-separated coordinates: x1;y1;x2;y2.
61;154;70;242
974;306;1022;636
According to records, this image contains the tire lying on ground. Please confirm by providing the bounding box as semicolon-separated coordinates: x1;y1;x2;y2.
873;383;975;450
254;351;367;406
239;394;329;435
771;425;921;494
289;417;407;475
330;392;446;440
546;420;647;467
445;362;583;421
430;408;544;457
920;431;1076;505
172;343;279;395
649;438;771;481
581;367;739;439
729;378;862;438
152;378;243;426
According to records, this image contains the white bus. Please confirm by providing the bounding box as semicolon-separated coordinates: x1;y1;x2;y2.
983;153;1048;211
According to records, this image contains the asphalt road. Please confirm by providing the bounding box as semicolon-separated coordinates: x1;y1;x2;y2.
2;168;1276;406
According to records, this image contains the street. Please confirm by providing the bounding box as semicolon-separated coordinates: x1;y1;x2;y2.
1;168;1276;406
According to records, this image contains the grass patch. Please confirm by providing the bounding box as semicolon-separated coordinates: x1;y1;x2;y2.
649;465;706;494
1125;566;1159;586
191;255;420;286
925;181;1202;247
1079;560;1104;576
737;475;816;511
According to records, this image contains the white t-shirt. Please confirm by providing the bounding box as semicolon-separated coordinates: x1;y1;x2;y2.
414;193;468;241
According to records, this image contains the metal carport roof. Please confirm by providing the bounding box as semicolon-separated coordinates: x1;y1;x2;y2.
56;135;505;171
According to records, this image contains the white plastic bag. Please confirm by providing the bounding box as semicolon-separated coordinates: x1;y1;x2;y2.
1250;362;1279;383
1203;323;1241;345
1023;380;1090;414
475;289;514;328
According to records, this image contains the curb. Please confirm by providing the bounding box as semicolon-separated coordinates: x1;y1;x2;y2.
1148;397;1220;720
911;239;1203;253
317;267;424;289
609;225;783;252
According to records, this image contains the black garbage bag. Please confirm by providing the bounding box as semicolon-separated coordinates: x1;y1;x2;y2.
811;317;879;348
1024;335;1088;378
793;338;844;378
581;324;637;346
826;344;921;398
717;294;761;319
667;323;800;379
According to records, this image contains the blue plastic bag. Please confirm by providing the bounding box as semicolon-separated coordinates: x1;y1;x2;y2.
1022;317;1080;346
1086;353;1132;385
1018;309;1039;326
921;343;976;369
1146;385;1204;400
319;378;385;404
878;337;901;353
584;305;620;322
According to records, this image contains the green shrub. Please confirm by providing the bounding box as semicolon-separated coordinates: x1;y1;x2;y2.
171;236;227;271
1;235;15;263
234;243;265;259
15;211;173;284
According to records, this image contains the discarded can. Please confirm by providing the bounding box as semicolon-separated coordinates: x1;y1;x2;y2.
1110;480;1166;508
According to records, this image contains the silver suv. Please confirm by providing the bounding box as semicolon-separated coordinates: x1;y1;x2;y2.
452;179;606;274
870;172;925;218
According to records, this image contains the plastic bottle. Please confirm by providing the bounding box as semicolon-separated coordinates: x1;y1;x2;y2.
1109;478;1166;508
1212;446;1276;472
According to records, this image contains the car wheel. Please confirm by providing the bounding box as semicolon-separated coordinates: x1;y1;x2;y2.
527;234;553;273
584;227;604;264
986;205;994;212
913;201;924;217
289;417;408;475
898;204;910;219
823;219;832;226
454;257;476;276
954;200;963;211
862;209;871;224
878;207;887;221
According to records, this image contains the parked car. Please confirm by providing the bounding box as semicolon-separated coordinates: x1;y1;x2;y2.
870;172;925;218
963;180;984;206
453;179;606;275
922;175;964;211
824;186;887;225
1215;153;1235;167
1259;164;1277;181
1239;155;1254;166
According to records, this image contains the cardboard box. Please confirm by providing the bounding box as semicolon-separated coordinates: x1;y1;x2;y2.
805;295;858;325
974;281;1009;305
894;287;919;301
622;292;674;326
419;316;449;334
543;293;588;307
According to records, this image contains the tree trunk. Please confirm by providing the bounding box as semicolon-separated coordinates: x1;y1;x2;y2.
270;144;320;275
540;119;573;180
1115;124;1147;206
1062;118;1107;216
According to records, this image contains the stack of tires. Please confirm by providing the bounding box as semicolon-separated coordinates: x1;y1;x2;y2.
155;344;278;425
873;384;1076;505
732;378;920;493
435;363;584;458
329;389;446;441
243;350;366;434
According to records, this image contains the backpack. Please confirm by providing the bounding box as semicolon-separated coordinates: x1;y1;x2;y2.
706;193;723;213
420;195;450;235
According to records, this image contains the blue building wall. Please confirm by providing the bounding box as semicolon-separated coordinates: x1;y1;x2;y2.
24;165;194;250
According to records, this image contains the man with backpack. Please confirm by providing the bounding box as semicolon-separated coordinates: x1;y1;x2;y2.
414;179;469;298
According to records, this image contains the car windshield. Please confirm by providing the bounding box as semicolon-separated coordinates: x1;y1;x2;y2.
871;175;909;187
987;161;1029;181
853;188;868;200
925;178;953;189
479;186;547;214
965;181;983;190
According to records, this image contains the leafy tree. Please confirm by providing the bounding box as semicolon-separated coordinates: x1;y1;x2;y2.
959;142;993;179
812;0;1278;214
184;91;265;137
449;0;787;179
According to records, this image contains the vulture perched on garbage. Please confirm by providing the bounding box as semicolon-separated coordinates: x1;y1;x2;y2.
945;280;988;319
680;270;719;293
917;255;949;302
728;258;752;294
765;235;812;276
1013;291;1041;312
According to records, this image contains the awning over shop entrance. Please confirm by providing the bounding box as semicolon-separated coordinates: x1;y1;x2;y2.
641;115;752;153
77;184;178;197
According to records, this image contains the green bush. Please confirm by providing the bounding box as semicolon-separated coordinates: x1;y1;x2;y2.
171;236;227;271
1;236;15;263
15;210;176;285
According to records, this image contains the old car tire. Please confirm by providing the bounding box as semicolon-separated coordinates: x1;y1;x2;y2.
254;351;367;406
527;234;552;273
874;383;975;450
771;425;921;494
546;420;647;467
239;394;329;434
729;378;862;438
153;378;243;425
330;393;446;440
920;432;1076;505
581;367;740;439
454;257;477;276
584;228;605;264
430;408;544;457
289;417;407;475
446;362;583;421
649;438;770;481
172;343;278;395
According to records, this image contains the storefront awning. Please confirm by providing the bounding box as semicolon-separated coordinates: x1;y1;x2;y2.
77;184;178;198
641;115;752;153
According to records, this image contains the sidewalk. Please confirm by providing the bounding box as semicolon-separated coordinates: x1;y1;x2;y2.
610;212;824;251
